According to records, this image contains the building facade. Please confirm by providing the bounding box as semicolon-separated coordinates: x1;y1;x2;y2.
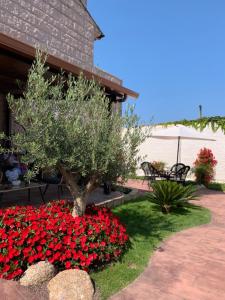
0;0;138;134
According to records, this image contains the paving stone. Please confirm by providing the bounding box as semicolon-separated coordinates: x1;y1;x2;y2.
0;279;40;300
110;189;225;300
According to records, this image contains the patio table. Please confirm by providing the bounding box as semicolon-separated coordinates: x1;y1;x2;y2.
161;169;171;179
0;182;47;203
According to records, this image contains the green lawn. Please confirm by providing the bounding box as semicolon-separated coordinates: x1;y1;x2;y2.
91;196;211;299
208;182;225;192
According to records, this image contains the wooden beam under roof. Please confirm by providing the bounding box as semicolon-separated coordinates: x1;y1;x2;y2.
0;33;139;99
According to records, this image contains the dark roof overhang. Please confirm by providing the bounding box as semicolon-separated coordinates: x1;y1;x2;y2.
0;33;139;99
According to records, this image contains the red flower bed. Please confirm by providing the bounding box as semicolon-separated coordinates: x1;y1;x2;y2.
0;201;130;280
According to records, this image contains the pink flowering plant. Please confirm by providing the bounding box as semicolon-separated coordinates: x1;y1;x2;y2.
194;148;217;186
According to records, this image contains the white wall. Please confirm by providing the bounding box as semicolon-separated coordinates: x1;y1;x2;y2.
137;125;225;182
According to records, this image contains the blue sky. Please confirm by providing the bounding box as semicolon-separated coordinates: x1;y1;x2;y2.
88;0;225;124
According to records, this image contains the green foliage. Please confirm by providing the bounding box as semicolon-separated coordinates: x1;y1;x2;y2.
159;116;225;133
91;196;211;299
3;50;148;214
148;180;197;213
0;133;7;154
208;182;225;192
194;165;211;186
23;169;37;184
0;133;4;154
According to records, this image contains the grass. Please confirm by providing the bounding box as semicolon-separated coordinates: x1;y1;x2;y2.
91;195;211;299
208;182;225;192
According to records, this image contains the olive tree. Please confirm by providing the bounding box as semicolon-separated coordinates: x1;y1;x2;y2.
6;52;147;216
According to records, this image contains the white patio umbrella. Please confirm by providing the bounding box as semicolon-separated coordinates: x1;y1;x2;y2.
151;125;216;164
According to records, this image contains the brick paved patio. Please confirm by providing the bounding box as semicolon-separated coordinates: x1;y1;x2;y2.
0;184;123;209
122;179;151;191
111;189;225;300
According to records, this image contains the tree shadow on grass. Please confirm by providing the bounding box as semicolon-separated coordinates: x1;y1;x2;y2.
115;203;178;242
171;202;202;215
113;198;204;243
149;203;193;216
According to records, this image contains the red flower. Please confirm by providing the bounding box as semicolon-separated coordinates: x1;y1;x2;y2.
65;261;71;269
54;243;62;251
100;241;106;247
40;239;47;245
2;265;10;273
46;250;52;256
36;245;42;252
0;201;130;280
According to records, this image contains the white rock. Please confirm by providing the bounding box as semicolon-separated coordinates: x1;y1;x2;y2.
48;269;94;300
20;261;56;286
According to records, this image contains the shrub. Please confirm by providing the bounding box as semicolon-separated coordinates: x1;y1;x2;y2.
148;181;197;214
194;164;211;185
194;148;217;186
0;201;130;280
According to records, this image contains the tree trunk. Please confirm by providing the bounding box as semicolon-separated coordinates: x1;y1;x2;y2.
57;163;98;217
72;194;87;216
57;164;85;217
162;205;170;214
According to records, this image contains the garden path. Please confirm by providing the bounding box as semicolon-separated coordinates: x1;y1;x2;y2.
111;188;225;300
122;179;151;191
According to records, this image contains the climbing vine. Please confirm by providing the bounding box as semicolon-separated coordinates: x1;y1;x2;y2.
159;116;225;133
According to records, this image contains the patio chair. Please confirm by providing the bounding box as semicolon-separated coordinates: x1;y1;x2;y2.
169;165;190;184
40;169;64;200
141;162;164;182
141;162;151;180
169;163;186;175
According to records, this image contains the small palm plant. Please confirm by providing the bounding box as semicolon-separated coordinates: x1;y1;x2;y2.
148;181;197;214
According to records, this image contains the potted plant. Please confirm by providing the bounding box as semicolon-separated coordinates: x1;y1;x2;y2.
24;170;35;185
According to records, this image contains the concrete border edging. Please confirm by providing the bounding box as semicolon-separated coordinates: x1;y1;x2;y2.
96;189;142;208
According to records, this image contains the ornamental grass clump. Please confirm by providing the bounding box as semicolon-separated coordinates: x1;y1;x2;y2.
148;181;197;214
0;201;130;280
194;148;217;186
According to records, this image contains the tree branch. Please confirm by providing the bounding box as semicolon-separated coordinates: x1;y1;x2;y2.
57;163;80;195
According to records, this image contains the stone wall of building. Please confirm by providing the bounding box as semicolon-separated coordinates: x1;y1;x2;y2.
94;67;122;85
0;0;122;84
0;0;95;71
